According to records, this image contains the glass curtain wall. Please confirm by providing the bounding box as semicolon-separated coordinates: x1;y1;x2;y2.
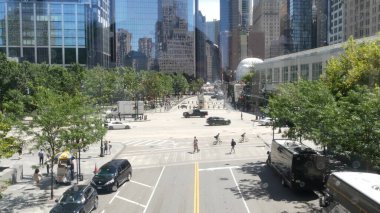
0;0;109;67
111;0;196;75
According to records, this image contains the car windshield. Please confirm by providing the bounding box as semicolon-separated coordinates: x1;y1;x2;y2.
59;193;83;204
97;166;116;176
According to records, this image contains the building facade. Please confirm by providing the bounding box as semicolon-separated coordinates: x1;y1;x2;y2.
328;0;343;44
252;0;280;59
0;0;111;67
343;0;380;41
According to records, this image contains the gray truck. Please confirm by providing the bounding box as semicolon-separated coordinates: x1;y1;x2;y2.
183;109;208;118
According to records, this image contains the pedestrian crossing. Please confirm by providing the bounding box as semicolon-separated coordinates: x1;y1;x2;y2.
117;143;268;168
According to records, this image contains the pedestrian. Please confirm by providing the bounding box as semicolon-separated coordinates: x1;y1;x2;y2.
17;146;22;159
241;111;243;120
104;141;108;155
230;139;236;154
38;149;44;165
193;136;200;153
45;154;51;175
108;142;112;154
33;168;42;185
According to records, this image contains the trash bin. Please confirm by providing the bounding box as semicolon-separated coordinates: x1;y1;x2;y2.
79;173;84;181
144;115;147;120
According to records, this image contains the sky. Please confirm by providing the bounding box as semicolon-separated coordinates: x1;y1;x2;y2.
199;0;220;22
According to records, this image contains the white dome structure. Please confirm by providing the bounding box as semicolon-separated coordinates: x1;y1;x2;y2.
236;58;263;81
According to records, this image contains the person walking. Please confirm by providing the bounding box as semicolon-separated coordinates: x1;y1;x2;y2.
38;149;44;165
193;136;200;153
33;168;42;185
230;139;236;154
108;142;112;154
104;141;108;155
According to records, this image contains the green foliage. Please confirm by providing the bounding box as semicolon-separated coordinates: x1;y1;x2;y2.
323;36;380;98
0;113;18;158
268;81;336;143
241;72;255;84
172;74;189;95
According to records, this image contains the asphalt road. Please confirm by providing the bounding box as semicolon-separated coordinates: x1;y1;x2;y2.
93;96;321;213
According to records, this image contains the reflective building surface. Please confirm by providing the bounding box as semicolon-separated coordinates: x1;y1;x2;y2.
0;0;111;66
111;0;196;75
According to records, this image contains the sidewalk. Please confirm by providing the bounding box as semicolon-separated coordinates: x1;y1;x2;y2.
0;141;124;213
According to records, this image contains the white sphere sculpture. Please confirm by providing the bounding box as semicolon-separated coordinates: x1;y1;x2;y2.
236;58;263;81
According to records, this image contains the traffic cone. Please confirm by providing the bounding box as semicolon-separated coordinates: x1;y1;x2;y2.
94;163;98;174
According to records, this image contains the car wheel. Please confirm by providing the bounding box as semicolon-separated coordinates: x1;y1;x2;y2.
111;181;119;192
109;126;113;130
127;172;132;181
125;125;130;129
93;197;98;210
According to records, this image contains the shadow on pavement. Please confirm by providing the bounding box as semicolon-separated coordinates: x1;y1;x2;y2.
226;161;320;212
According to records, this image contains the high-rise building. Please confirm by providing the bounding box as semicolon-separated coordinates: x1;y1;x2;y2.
343;0;380;41
252;0;280;58
205;20;220;45
312;0;328;48
0;0;111;67
196;10;207;80
155;0;195;75
288;0;313;53
205;40;220;82
328;0;343;44
111;0;196;74
241;0;253;32
116;29;132;66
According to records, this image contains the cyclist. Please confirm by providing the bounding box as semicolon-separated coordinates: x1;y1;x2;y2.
214;133;221;145
239;132;247;143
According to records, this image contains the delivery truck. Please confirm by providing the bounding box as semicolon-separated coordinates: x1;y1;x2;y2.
320;171;380;213
107;101;144;118
266;139;329;191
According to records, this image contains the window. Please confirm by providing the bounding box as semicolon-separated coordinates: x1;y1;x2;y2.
290;65;298;82
267;68;272;83
273;68;280;83
282;67;288;82
312;62;323;80
300;64;309;80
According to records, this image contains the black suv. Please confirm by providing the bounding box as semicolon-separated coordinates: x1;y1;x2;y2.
50;184;98;213
207;116;231;125
91;159;132;192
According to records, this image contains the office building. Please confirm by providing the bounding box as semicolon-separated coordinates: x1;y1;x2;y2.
0;0;111;67
343;0;380;41
252;0;280;58
328;0;343;44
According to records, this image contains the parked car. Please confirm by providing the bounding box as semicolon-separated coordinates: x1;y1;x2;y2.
104;121;130;130
91;159;132;192
50;184;98;213
206;116;231;126
258;117;273;126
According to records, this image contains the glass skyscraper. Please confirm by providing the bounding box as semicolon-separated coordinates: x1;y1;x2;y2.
111;0;196;76
0;0;110;67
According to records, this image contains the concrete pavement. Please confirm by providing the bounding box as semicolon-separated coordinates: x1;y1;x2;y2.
0;141;124;213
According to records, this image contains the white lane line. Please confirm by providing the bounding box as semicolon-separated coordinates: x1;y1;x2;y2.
199;166;241;171
229;168;251;213
109;190;120;204
116;195;147;208
143;166;165;213
130;180;152;188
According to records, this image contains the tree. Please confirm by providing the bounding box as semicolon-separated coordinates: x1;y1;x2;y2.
30;88;81;199
172;74;189;96
323;36;380;98
268;80;336;144
332;86;380;168
60;93;106;179
0;113;18;158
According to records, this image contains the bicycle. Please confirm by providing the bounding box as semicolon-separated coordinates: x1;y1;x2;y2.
239;133;248;143
213;135;222;145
